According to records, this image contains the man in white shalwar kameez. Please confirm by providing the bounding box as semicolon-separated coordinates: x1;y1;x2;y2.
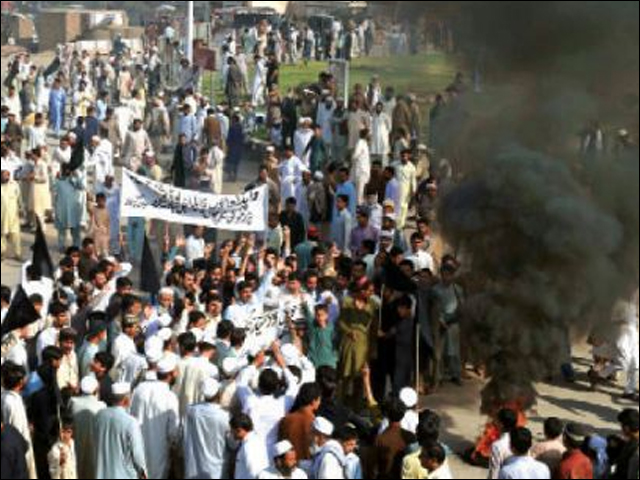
94;383;147;479
70;376;107;480
294;118;314;168
371;103;392;165
393;150;418;229
595;291;639;399
232;414;270;480
1;363;37;479
351;129;372;206
174;339;219;417
316;98;335;158
208;145;225;195
130;358;180;480
87;136;114;193
252;56;268;107
279;148;306;209
183;378;233;479
236;348;299;461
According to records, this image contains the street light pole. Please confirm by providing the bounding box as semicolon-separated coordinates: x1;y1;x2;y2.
187;0;194;64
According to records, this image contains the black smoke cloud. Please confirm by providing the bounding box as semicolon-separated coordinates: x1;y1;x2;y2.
428;1;639;407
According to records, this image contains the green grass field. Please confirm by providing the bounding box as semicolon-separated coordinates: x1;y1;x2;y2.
204;52;465;105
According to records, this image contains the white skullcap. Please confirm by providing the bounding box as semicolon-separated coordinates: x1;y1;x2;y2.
619;129;629;137
112;382;131;396
399;387;418;409
146;336;164;355
157;327;173;342
146;347;163;364
313;417;334;437
91;135;101;143
157;356;178;375
80;376;99;395
200;378;221;399
274;440;294;458
174;255;186;264
384;213;397;222
266;146;276;153
314;171;324;182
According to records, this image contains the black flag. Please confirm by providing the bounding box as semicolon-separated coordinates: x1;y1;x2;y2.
31;218;54;279
1;287;40;338
140;235;161;296
68;138;85;172
43;56;61;79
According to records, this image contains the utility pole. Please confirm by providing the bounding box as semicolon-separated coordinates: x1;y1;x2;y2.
186;0;194;64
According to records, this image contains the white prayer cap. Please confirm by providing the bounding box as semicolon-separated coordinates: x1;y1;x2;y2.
274;440;294;458
158;314;173;328
91;135;101;144
146;347;163;365
80;376;99;395
112;382;131;396
313;417;334;437
266;146;276;153
314;171;324;182
68;132;77;140
174;255;186;265
384;213;397;222
157;327;173;342
418;144;428;151
200;378;221;399
157;356;178;375
281;344;301;368
146;336;164;354
399;387;418;409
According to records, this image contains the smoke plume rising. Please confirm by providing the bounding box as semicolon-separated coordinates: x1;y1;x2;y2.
431;1;639;406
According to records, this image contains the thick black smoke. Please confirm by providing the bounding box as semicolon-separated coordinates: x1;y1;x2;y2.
429;1;639;407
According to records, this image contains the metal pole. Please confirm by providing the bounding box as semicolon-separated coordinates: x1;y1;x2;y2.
187;0;194;64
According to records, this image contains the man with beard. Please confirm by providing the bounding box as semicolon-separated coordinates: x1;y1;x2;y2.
129;357;180;480
259;441;308;479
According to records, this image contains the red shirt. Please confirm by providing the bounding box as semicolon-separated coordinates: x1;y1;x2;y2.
556;450;594;480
